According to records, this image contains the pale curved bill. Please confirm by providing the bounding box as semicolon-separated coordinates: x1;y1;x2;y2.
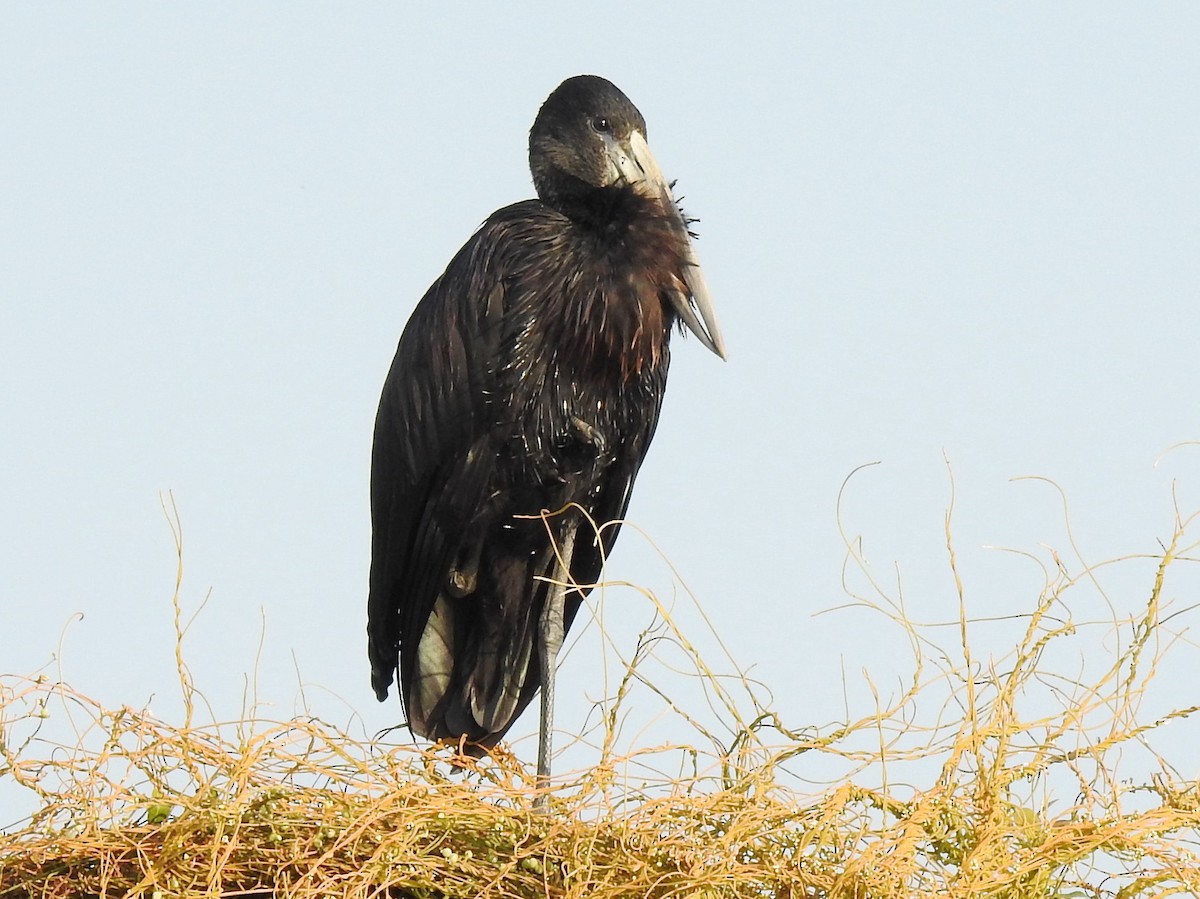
609;130;727;360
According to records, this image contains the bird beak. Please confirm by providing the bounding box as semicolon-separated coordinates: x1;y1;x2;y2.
607;130;727;359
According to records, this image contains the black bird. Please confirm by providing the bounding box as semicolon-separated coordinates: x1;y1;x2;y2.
368;75;724;792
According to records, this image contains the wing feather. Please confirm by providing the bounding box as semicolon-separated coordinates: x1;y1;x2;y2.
367;213;516;705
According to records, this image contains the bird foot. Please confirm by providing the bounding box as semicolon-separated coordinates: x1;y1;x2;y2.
448;540;483;597
570;415;608;457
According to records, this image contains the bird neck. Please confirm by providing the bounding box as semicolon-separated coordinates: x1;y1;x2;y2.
540;182;647;235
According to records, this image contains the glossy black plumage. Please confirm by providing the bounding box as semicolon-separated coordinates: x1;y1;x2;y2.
368;75;723;759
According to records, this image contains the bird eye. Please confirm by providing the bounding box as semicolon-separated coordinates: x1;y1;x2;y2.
590;116;612;134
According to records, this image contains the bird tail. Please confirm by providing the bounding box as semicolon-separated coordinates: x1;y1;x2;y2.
405;548;554;753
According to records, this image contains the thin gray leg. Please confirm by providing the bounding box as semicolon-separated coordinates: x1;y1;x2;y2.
534;519;578;809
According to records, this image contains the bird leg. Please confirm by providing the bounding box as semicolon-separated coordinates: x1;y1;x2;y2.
534;518;578;809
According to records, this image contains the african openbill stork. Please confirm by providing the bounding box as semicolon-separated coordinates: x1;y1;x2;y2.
368;75;725;797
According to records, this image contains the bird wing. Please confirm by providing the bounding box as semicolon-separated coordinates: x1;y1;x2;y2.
560;369;667;637
367;210;518;705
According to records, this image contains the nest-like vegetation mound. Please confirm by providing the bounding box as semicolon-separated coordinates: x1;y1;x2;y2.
3;483;1200;898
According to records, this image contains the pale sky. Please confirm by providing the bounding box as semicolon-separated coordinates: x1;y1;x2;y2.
3;5;1199;822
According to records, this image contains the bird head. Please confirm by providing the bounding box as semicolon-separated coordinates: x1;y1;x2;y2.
529;75;726;359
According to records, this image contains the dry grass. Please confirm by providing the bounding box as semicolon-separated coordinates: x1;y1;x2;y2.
2;478;1200;898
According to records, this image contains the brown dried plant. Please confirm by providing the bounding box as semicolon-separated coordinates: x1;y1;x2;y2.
2;475;1198;899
